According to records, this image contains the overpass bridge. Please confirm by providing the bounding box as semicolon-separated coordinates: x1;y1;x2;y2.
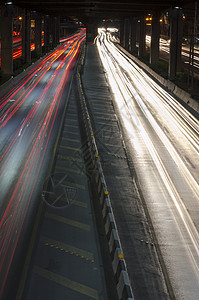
0;0;197;78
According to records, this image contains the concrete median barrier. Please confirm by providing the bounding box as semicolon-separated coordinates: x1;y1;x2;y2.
77;47;134;300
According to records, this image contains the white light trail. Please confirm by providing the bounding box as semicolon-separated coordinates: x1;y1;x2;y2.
96;28;199;299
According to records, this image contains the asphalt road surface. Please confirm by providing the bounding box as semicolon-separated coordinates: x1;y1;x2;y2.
97;29;199;300
0;28;86;298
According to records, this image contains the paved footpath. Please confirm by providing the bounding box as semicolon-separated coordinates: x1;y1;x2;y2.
82;42;170;300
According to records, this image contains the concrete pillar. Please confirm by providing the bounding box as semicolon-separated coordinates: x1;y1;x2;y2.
56;16;60;44
44;15;50;52
124;19;130;50
150;12;160;65
86;22;97;42
169;7;183;78
130;17;137;53
52;17;57;48
0;13;1;37
22;9;31;64
138;17;146;58
120;19;125;48
1;3;13;76
49;16;53;49
35;13;42;57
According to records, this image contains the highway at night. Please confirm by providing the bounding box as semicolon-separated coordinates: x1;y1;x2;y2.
97;28;199;300
0;28;86;298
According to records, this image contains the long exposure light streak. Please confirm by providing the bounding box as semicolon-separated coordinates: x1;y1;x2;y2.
0;28;86;297
97;28;199;299
0;35;79;65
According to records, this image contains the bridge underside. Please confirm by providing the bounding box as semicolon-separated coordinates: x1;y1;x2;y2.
12;0;195;21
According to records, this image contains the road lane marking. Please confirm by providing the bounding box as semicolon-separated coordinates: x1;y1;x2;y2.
62;130;79;135
60;145;80;151
54;179;85;190
55;165;83;174
15;202;44;300
61;136;80;143
64;124;79;128
57;154;84;162
33;266;98;299
45;195;88;208
16;60;77;300
61;197;88;208
40;236;94;261
45;212;90;231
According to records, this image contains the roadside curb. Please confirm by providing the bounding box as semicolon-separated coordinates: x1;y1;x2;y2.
77;46;134;300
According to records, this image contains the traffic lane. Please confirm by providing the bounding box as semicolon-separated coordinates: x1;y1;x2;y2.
115;57;199;235
0;33;84;252
97;30;199;300
123;59;199;184
125;125;199;300
0;69;72;296
106;31;199;244
0;32;85;297
0;63;81;298
0;37;81;140
0;40;77;196
20;88;108;300
0;37;76;124
108;28;199;244
113;36;199;184
0;36;80;155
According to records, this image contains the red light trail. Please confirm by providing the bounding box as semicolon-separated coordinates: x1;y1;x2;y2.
0;28;86;297
0;34;80;65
